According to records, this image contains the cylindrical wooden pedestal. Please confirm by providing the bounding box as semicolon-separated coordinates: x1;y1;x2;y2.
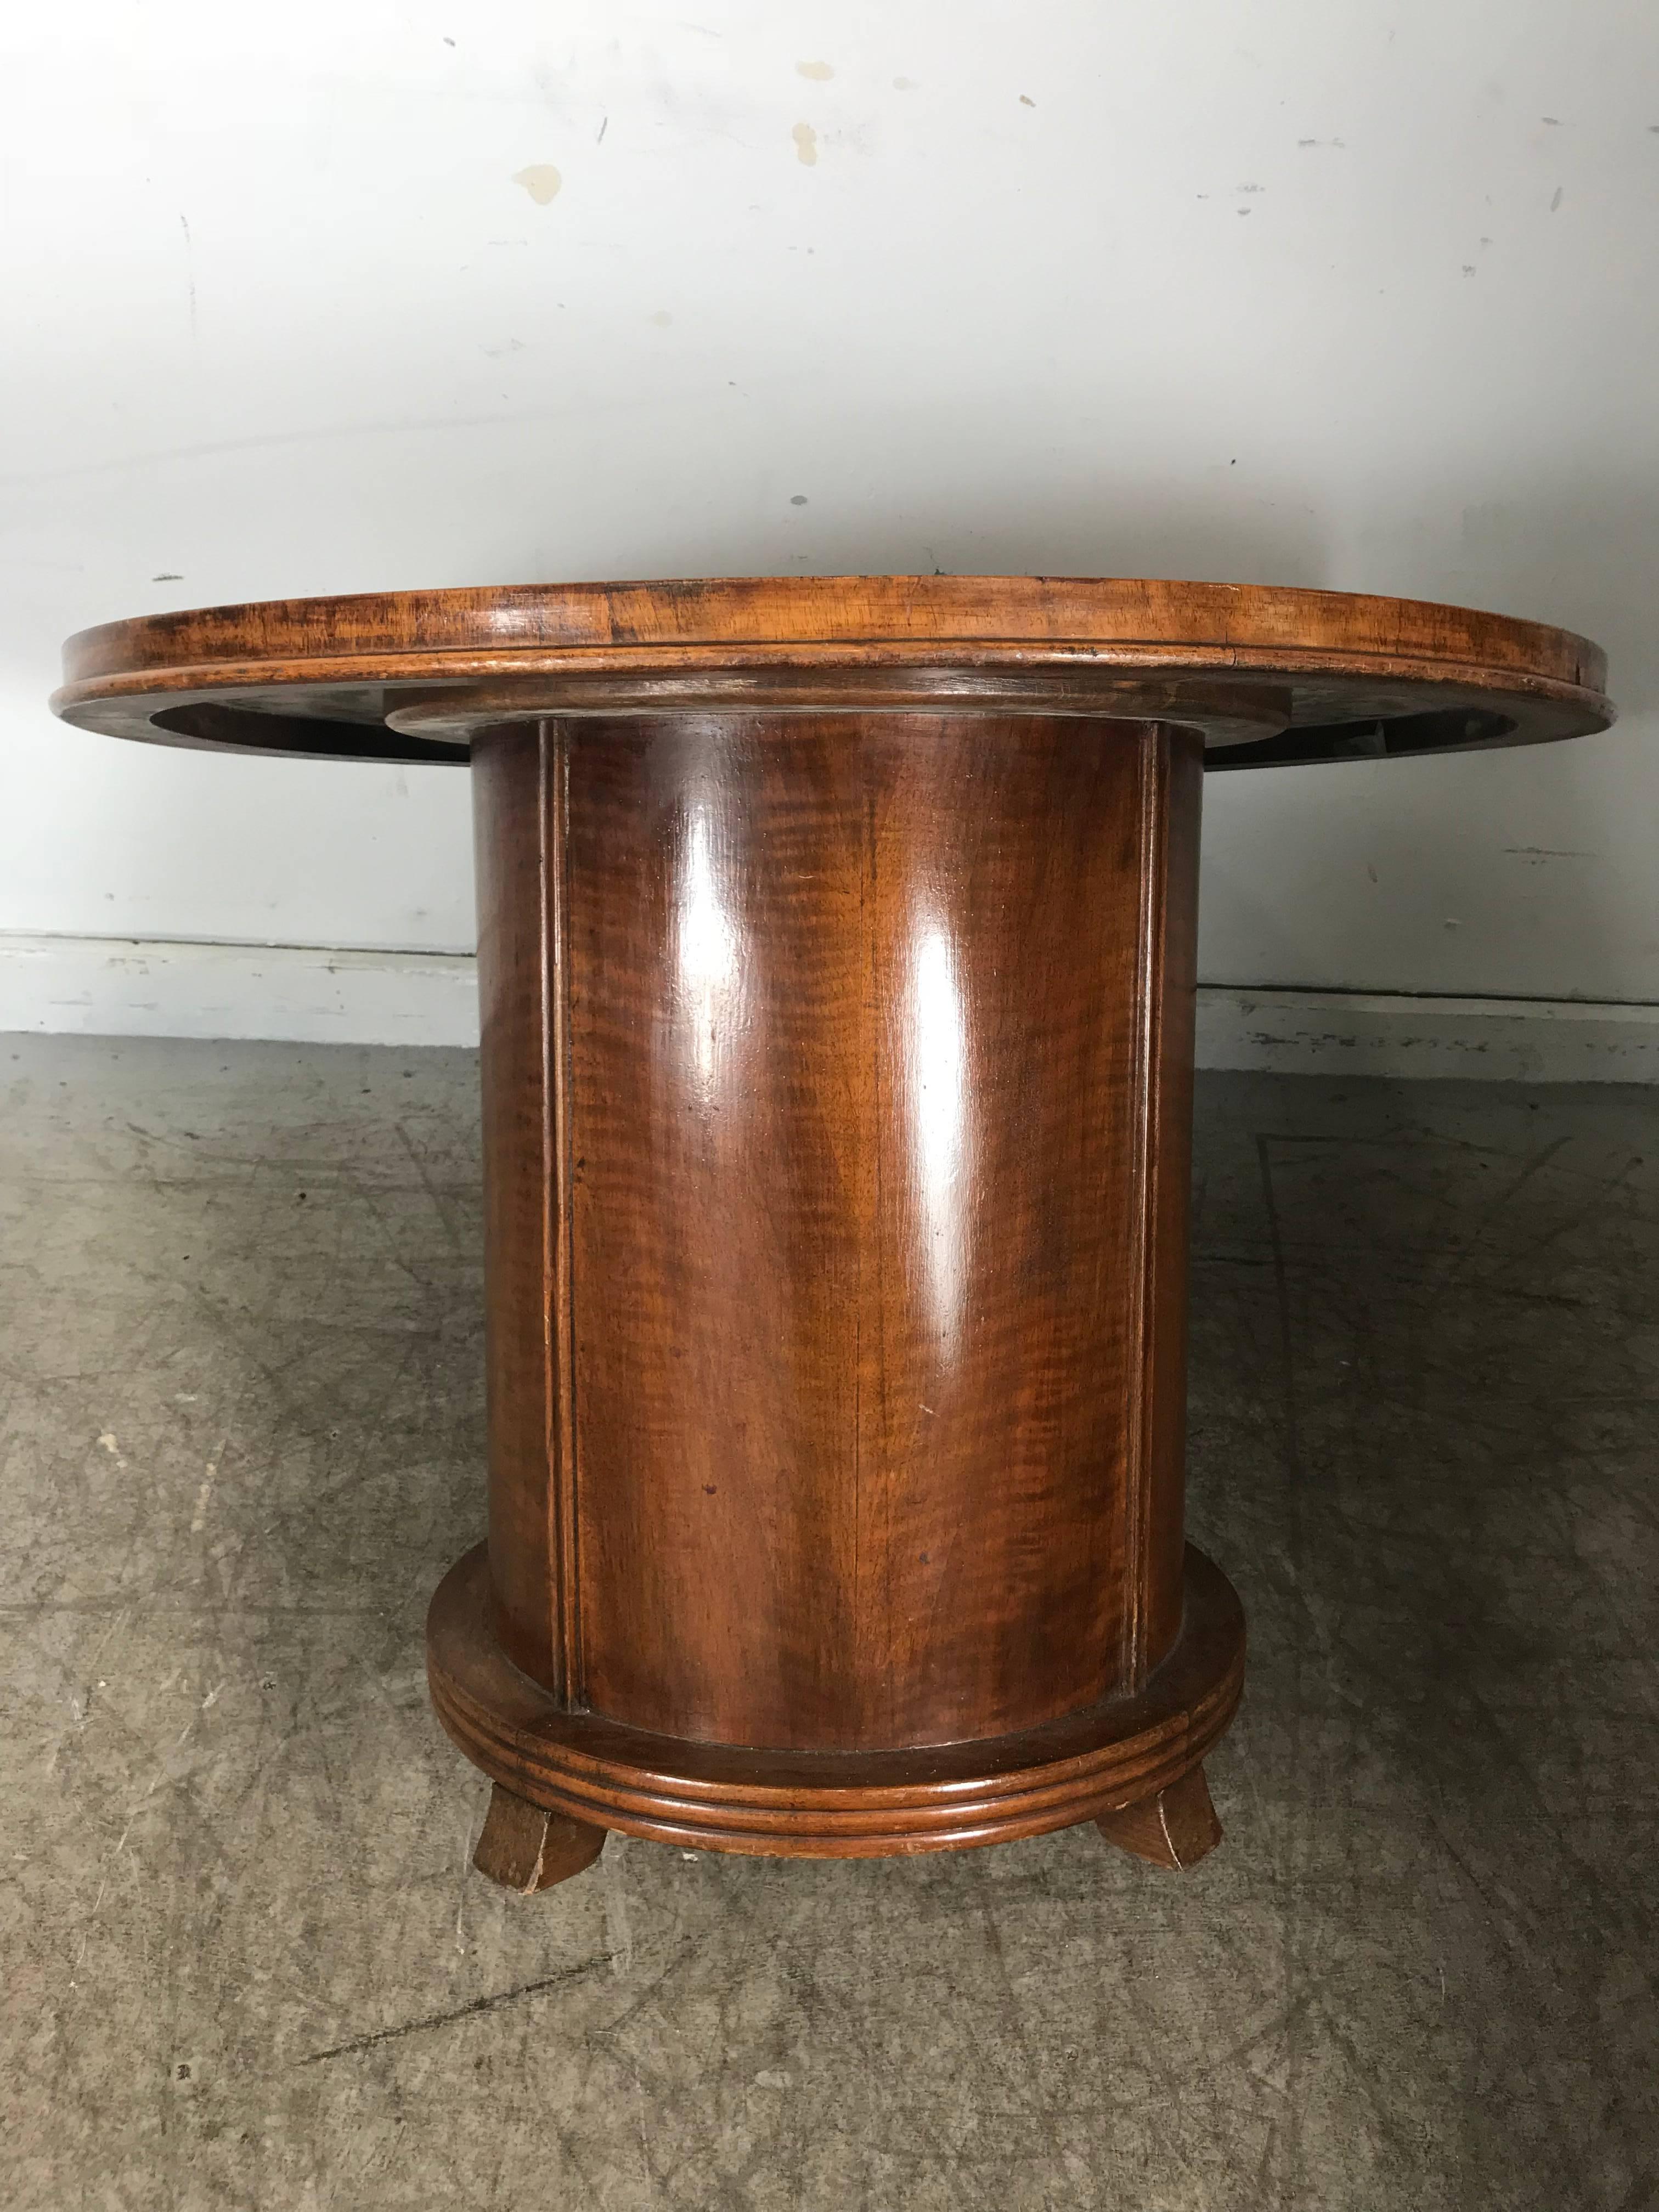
427;709;1244;1866
55;573;1611;1889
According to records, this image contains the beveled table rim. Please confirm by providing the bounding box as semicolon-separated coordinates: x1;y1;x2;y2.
53;573;1614;772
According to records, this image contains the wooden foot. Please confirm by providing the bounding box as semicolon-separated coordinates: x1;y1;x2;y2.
472;1784;606;1893
1096;1764;1222;1870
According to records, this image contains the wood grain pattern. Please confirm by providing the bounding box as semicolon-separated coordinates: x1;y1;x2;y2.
1129;729;1205;1684
1094;1763;1222;1870
428;1539;1244;1857
471;727;565;1689
471;1784;606;1892
444;707;1231;1857
53;574;1613;1875
53;575;1612;771
560;713;1186;1750
58;574;1606;687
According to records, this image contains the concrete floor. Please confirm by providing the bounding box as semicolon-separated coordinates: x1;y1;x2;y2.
2;1036;1656;2210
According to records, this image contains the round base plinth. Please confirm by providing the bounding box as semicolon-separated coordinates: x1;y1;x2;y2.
426;1544;1244;1859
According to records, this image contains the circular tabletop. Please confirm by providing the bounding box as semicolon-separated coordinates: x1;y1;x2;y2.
54;575;1612;770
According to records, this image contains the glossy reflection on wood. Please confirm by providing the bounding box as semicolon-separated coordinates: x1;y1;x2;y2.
59;575;1610;1882
427;1538;1244;1858
53;574;1611;770
473;713;1203;1757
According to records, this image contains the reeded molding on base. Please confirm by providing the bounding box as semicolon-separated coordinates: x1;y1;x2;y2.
426;1542;1244;1859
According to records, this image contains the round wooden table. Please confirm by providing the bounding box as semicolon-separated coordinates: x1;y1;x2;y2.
56;578;1612;1889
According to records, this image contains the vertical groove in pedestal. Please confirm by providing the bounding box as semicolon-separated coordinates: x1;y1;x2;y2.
472;724;579;1702
1122;727;1205;1690
1120;731;1159;1691
542;723;583;1706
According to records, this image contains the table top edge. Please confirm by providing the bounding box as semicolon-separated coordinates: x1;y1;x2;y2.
59;574;1609;696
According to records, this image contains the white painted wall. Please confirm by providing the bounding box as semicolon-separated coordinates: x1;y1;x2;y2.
3;1;1656;1016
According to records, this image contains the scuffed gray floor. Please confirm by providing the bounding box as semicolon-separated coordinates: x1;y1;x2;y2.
2;1036;1656;2210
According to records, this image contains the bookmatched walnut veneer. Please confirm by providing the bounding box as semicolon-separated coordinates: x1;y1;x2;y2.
56;577;1612;1886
